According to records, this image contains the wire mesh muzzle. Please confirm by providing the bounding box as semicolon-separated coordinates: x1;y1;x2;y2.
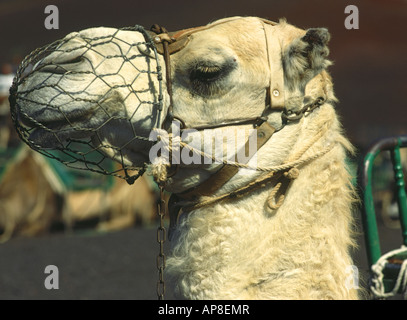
9;25;165;183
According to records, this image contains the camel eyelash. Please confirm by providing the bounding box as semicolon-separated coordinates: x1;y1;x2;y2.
190;63;222;81
196;65;221;74
189;61;235;95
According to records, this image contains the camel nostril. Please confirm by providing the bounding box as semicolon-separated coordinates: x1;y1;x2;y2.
37;64;69;74
37;56;85;74
57;56;84;65
15;39;81;80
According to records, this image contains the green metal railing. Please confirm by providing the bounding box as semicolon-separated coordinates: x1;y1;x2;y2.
361;135;407;294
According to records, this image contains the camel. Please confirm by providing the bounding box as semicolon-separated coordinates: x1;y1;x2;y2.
9;16;358;299
0;146;61;242
62;172;157;231
0;145;157;242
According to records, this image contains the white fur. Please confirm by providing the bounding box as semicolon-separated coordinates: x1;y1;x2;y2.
167;104;358;299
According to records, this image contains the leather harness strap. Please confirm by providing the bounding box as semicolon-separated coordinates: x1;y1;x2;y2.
150;17;244;55
149;18;286;197
148;18;324;231
176;121;276;200
149;18;286;216
149;18;286;111
261;19;286;110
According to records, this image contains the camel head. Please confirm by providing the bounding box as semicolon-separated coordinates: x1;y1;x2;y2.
10;17;333;191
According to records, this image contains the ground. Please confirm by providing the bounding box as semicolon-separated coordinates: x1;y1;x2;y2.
0;210;403;300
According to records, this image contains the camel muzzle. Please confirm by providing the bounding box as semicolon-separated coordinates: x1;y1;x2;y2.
9;25;166;183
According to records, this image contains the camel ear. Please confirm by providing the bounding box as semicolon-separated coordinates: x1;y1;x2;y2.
283;28;332;91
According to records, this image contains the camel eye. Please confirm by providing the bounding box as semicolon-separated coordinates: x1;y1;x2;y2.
188;61;235;96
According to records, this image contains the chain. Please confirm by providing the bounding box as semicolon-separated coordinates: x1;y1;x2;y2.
282;97;325;122
156;184;167;300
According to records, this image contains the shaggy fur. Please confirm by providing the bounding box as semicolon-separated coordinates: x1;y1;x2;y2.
164;18;358;299
167;103;358;299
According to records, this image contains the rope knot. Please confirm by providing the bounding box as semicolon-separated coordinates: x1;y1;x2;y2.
150;163;170;185
150;128;172;185
284;167;300;180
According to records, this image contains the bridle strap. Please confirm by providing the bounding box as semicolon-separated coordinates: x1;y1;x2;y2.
149;17;286;126
149;18;292;205
149;18;324;218
261;19;286;110
147;18;330;237
150;24;176;129
150;17;245;55
176;120;276;200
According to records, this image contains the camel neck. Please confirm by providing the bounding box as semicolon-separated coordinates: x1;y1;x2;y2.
166;133;357;299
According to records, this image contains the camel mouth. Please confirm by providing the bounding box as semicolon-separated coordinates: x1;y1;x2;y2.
10;93;95;149
16;109;38;129
28;126;91;149
31;118;79;133
14;96;93;130
18;114;94;149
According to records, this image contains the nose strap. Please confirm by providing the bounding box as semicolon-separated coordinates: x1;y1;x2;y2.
261;19;286;110
175;121;276;200
168;120;276;236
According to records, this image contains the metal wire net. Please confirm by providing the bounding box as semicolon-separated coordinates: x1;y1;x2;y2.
9;25;163;183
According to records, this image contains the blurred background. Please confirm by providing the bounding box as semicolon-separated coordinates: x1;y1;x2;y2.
0;0;406;299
